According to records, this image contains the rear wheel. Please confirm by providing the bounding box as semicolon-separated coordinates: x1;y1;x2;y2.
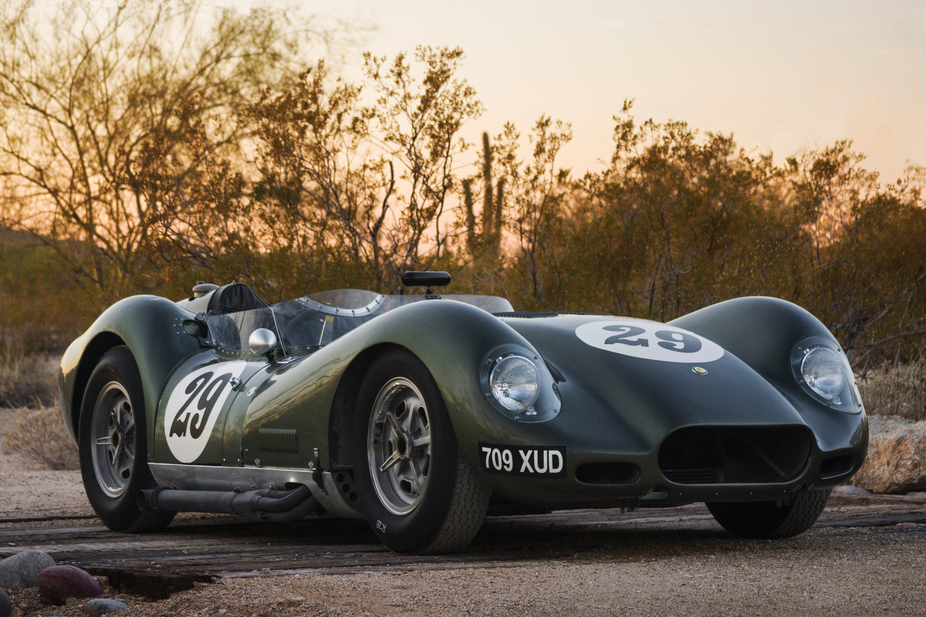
78;346;174;532
352;349;491;554
706;489;831;539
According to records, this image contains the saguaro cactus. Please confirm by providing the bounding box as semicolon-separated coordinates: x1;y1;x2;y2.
464;132;504;258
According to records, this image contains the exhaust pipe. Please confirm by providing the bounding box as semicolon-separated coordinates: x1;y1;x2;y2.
139;484;321;524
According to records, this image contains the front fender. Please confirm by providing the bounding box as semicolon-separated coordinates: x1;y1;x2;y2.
238;299;548;471
671;296;868;454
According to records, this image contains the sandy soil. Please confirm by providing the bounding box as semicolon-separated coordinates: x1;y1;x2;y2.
0;408;92;518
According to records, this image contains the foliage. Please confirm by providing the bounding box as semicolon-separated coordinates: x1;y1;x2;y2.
246;47;483;296
858;360;926;422
0;0;344;306
0;405;79;470
0;341;58;408
0;229;87;353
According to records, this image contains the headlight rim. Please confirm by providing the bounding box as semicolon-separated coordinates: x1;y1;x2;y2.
790;336;863;414
479;344;560;423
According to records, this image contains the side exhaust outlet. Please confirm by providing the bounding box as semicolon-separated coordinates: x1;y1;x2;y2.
138;484;320;524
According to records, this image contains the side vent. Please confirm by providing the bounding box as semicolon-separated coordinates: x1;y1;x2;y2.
259;428;298;453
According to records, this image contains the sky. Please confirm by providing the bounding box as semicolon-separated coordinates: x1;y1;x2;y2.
314;0;926;184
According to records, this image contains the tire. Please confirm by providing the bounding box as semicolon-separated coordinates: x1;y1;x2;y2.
352;349;491;554
78;346;175;533
706;489;832;539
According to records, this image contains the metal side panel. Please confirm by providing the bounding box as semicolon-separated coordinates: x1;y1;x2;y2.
148;463;364;519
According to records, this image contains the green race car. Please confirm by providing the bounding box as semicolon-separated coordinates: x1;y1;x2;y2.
59;272;867;553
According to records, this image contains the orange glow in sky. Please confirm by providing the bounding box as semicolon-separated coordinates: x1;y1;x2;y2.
327;0;925;183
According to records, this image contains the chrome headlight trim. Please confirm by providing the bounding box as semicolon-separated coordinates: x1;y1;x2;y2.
791;336;863;414
480;345;560;423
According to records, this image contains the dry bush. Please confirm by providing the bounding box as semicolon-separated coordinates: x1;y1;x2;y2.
0;405;79;470
0;343;59;408
858;359;926;421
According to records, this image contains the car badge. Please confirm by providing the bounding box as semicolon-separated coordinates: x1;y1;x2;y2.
692;366;709;375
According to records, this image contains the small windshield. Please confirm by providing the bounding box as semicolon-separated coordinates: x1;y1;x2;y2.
206;289;513;355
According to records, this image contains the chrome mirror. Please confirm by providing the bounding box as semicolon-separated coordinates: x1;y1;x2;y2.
248;328;277;359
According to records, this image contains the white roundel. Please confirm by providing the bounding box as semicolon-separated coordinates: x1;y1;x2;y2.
575;320;724;364
164;361;247;463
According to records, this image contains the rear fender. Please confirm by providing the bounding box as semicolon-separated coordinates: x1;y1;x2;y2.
59;296;203;456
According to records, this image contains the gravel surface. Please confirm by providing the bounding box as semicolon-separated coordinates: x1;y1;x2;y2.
2;407;925;616
4;522;926;617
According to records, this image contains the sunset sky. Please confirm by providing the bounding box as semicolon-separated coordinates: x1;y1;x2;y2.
324;0;925;184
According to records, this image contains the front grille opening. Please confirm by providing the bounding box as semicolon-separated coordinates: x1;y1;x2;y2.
575;462;640;485
658;426;811;485
820;454;853;479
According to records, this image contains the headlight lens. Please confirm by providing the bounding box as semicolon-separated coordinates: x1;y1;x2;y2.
490;355;540;412
791;337;863;413
801;347;845;401
480;345;560;422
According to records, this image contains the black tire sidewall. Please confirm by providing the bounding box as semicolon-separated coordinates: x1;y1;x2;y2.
706;489;831;539
78;346;157;532
352;349;459;552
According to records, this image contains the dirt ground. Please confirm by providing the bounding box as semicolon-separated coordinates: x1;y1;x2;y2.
2;407;926;617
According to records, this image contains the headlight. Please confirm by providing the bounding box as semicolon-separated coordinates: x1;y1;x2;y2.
490;355;540;412
480;345;560;422
801;347;845;401
791;337;863;413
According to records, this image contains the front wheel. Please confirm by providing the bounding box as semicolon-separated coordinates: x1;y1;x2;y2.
706;489;832;539
78;346;174;533
352;349;491;554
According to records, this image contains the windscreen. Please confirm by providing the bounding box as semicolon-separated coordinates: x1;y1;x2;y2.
206;289;513;355
276;291;513;350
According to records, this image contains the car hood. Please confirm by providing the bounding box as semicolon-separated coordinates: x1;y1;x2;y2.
499;313;808;450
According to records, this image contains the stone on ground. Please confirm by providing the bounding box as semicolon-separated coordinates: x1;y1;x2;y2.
0;550;56;587
852;417;926;494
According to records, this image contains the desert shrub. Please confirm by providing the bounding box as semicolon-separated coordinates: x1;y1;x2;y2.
858;359;926;421
0;343;59;408
0;405;79;470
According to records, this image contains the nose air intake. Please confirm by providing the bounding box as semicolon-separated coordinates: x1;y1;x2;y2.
658;426;812;485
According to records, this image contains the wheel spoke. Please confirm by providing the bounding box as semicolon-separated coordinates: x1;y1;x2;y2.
412;434;431;448
121;412;134;435
409;458;426;492
379;449;403;473
95;436;114;447
112;443;124;472
117;452;133;479
386;412;403;438
399;402;416;432
113;401;124;428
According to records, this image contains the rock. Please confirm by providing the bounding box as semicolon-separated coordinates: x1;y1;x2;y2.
84;598;129;616
37;566;102;605
0;550;56;587
833;485;872;496
0;588;12;617
852;418;926;494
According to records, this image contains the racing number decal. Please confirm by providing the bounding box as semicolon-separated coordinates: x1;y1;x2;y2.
575;320;724;364
479;443;566;478
164;361;247;463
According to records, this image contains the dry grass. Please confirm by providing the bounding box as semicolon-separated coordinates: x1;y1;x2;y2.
858;359;926;421
0;405;79;470
0;342;59;408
